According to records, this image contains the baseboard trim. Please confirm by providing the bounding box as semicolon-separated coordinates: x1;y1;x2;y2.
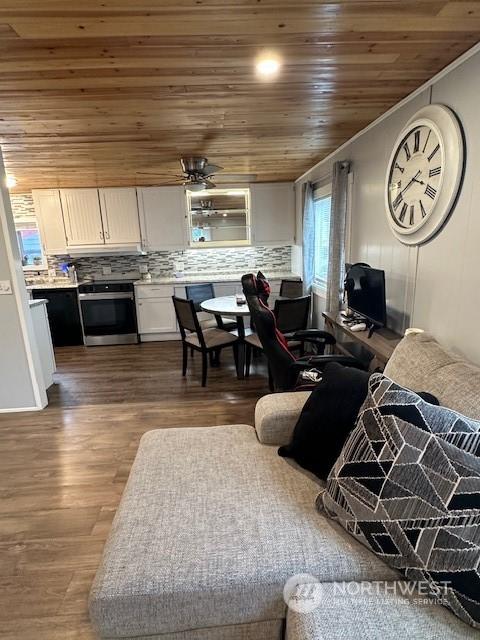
0;405;43;414
139;333;181;342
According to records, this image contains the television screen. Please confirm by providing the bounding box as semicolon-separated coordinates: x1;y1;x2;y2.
345;265;387;327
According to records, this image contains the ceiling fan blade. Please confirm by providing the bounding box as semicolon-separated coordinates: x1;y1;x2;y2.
136;172;184;179
202;163;223;176
214;173;257;182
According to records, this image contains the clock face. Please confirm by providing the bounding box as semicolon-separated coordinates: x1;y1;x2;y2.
384;105;465;246
387;125;443;231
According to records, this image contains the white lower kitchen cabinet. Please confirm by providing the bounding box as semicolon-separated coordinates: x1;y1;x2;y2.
136;285;179;341
29;299;56;390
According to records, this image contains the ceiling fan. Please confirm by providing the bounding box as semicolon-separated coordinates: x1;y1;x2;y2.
180;157;222;191
136;156;256;190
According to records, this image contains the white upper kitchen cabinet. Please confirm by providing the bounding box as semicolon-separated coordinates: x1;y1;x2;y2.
250;182;295;245
60;188;103;246
99;187;141;245
137;186;187;250
32;189;67;254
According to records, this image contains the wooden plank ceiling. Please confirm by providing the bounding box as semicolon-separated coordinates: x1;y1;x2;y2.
0;1;479;191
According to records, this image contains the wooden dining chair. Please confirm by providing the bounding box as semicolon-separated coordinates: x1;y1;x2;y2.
185;283;237;331
172;296;239;387
279;279;304;298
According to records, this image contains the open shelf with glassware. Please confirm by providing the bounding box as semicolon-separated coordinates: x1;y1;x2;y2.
186;188;251;247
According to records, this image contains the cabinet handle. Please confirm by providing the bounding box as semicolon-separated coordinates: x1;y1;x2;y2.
100;231;104;240
105;230;110;240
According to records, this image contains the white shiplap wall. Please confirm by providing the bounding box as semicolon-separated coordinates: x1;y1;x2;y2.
295;49;480;364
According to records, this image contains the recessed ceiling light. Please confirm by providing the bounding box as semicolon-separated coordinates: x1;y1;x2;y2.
222;213;228;217
255;55;281;79
6;176;16;189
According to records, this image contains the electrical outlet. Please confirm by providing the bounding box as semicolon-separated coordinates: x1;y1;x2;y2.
48;268;56;277
102;266;112;276
248;259;255;269
0;280;12;294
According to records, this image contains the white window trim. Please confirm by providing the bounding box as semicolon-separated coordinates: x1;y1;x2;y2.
312;183;332;296
14;216;48;271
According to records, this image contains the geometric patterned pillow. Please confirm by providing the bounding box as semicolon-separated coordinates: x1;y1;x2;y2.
321;374;480;628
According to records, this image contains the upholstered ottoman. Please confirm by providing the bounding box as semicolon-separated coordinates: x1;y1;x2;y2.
89;424;396;639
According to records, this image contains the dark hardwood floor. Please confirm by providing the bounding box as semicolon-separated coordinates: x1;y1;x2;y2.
0;341;270;640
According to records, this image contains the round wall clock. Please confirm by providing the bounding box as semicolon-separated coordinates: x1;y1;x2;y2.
384;104;465;245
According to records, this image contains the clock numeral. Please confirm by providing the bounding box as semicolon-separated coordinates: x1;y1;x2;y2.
392;192;404;210
425;184;437;200
422;129;431;153
429;166;441;177
427;143;440;162
394;162;404;174
403;142;411;161
413;130;420;153
420;200;427;218
398;202;408;223
409;204;415;226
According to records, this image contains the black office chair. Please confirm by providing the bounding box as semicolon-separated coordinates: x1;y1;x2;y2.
172;296;239;387
274;295;311;355
185;283;237;331
242;274;365;392
245;295;311;378
280;279;303;298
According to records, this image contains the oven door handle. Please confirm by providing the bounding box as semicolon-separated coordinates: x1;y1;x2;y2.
79;292;134;300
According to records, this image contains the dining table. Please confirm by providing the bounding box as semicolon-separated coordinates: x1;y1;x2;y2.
200;295;251;379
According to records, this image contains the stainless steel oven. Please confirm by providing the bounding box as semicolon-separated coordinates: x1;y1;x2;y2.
78;281;138;346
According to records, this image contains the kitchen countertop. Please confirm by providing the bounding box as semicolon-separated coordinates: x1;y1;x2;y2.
25;272;300;289
134;272;300;285
26;281;78;290
29;298;48;307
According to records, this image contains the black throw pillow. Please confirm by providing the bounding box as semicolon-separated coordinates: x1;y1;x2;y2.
278;362;439;480
278;362;371;479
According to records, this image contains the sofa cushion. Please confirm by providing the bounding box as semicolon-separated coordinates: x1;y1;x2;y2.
89;424;397;639
111;619;284;640
286;582;479;640
322;375;480;629
384;332;480;419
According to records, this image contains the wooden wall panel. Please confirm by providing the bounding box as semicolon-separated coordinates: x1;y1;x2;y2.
0;1;478;191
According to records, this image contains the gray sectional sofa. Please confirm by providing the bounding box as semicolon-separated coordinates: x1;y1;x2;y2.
89;332;480;640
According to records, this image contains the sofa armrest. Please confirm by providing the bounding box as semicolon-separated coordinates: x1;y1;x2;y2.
286;582;476;640
254;392;310;446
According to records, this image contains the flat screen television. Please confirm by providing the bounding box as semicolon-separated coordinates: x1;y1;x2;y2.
345;264;387;327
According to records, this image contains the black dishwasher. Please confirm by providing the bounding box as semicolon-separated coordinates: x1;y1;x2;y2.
32;288;84;347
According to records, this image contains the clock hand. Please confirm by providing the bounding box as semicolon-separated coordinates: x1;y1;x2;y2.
400;170;421;195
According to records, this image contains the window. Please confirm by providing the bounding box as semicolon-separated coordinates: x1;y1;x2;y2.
15;218;47;270
313;185;332;290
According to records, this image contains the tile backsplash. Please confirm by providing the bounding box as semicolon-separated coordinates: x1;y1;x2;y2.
11;193;292;279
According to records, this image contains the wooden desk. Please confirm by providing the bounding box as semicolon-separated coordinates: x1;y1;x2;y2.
322;311;402;371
